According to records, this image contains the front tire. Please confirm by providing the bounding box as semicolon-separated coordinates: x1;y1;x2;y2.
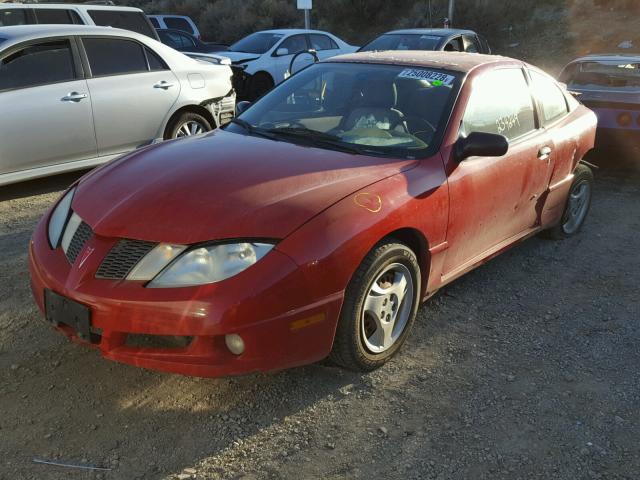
165;112;212;140
544;164;594;239
330;240;421;371
249;72;274;101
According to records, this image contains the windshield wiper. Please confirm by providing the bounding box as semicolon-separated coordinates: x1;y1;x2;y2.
265;127;363;154
229;119;280;141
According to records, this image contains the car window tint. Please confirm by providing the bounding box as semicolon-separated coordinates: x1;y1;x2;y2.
83;38;148;76
278;35;308;55
88;10;155;38
309;34;338;51
164;17;194;34
145;46;167;71
229;32;284;54
529;70;568;124
160;31;185;48
0;8;29;26
0;40;75;91
462;68;536;141
360;34;441;52
34;9;74;24
444;37;463;52
148;17;160;28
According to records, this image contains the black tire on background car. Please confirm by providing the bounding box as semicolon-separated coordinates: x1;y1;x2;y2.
330;240;421;371
249;72;274;101
165;112;213;140
543;164;594;240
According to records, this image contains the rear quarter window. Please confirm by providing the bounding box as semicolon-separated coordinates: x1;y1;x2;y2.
88;10;155;39
529;70;569;124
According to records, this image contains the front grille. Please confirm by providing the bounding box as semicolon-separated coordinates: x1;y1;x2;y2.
65;221;93;264
96;239;157;280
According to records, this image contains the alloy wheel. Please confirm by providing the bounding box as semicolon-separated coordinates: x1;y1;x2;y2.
361;262;414;354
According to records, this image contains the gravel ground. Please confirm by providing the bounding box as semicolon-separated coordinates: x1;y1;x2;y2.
0;160;638;480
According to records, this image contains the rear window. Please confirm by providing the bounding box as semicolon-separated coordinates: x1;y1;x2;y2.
360;34;442;52
163;17;194;34
34;9;76;25
0;8;29;26
88;10;156;39
83;38;149;76
562;61;640;90
148;16;160;29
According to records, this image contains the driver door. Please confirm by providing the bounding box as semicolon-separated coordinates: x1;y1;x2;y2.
442;67;551;279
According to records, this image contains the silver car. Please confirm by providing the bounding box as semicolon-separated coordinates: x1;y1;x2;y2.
0;25;235;186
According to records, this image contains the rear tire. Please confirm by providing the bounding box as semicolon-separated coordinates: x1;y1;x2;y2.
165;112;212;140
330;240;421;371
543;164;594;240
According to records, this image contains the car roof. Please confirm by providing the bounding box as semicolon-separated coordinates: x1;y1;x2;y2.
569;53;640;63
0;24;146;42
382;28;477;37
327;50;515;74
0;3;143;12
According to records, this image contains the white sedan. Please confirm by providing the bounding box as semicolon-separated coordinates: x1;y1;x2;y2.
217;29;358;99
0;25;236;186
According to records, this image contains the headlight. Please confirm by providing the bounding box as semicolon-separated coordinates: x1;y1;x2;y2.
47;187;75;248
147;242;274;288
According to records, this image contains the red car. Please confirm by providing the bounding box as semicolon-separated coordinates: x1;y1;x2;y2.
29;51;597;377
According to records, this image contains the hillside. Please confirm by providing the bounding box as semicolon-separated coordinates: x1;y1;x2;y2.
55;0;640;74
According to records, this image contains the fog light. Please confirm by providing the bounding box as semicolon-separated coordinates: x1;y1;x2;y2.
225;334;245;355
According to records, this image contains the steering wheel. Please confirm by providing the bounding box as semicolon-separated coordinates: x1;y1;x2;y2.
401;115;437;139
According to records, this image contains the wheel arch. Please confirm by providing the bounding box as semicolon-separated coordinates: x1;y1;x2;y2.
379;227;431;299
253;70;275;84
163;104;216;139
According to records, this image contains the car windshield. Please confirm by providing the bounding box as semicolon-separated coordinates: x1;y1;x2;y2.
229;62;460;158
229;32;284;54
565;60;640;90
360;34;442;52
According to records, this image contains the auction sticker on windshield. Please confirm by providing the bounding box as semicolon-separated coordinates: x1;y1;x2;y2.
397;69;455;85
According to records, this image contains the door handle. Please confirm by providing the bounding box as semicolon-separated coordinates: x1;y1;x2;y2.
154;81;175;90
538;146;552;160
61;92;88;102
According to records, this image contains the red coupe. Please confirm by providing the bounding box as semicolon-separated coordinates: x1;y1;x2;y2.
29;51;597;377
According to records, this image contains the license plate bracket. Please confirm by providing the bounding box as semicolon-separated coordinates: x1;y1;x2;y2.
44;290;92;341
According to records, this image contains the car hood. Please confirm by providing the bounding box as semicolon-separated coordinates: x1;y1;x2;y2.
216;51;261;64
73;130;416;244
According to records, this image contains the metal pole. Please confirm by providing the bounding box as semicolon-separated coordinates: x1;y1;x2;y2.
448;0;455;26
304;9;310;29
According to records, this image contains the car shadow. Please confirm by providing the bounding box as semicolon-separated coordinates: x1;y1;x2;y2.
0;170;89;202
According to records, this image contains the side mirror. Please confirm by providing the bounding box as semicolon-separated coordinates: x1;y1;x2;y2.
455;132;509;162
275;47;289;56
236;101;252;115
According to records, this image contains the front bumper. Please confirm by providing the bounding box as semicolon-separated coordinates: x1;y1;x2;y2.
28;216;343;377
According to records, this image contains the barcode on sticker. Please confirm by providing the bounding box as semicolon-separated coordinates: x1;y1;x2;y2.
397;69;455;85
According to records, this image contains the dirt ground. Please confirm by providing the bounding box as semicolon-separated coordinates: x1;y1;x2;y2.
0;153;639;480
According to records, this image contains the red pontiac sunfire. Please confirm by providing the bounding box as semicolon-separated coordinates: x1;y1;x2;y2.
29;51;597;377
